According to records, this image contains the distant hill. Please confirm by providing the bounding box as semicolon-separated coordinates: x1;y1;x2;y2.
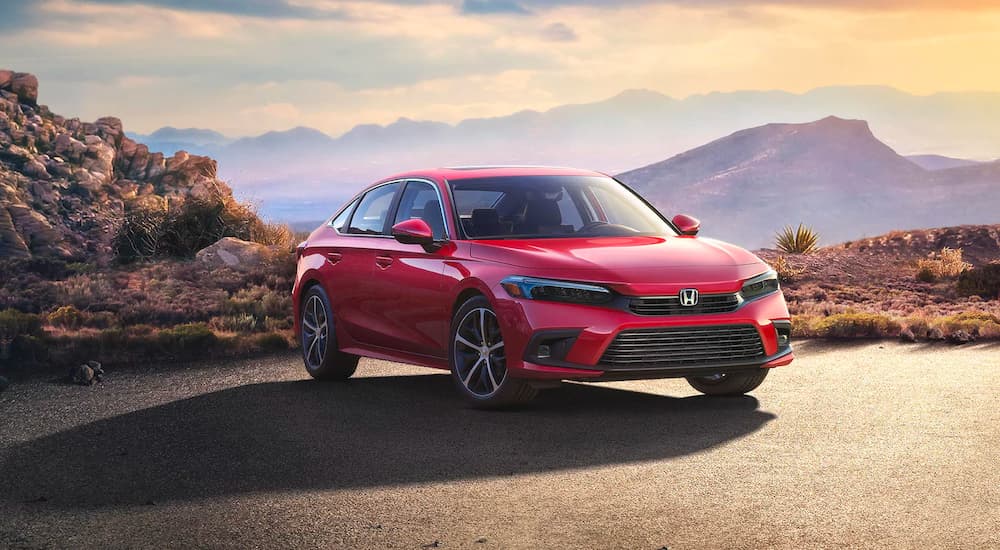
906;154;984;171
128;126;232;157
135;85;1000;221
617;117;1000;249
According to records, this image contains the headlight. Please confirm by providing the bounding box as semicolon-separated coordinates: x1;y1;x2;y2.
740;270;779;301
500;276;613;305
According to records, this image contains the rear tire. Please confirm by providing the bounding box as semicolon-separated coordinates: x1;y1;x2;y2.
300;285;359;380
450;295;537;408
686;369;768;396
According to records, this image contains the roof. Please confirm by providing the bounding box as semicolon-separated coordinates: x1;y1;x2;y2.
376;165;605;183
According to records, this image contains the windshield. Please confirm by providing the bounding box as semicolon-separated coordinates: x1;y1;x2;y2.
449;175;676;239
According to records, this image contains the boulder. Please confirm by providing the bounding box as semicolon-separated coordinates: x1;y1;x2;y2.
947;330;975;345
9;72;38;106
53;133;86;162
195;237;270;271
69;364;95;385
22;158;50;180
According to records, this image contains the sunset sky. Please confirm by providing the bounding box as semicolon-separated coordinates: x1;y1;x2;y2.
4;0;1000;136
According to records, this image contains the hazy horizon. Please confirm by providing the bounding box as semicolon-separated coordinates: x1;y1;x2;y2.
3;1;1000;137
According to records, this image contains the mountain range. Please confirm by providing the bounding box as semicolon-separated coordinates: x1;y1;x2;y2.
128;85;1000;223
4;69;997;253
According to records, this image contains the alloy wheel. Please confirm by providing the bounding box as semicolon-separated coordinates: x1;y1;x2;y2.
302;294;329;371
453;307;506;397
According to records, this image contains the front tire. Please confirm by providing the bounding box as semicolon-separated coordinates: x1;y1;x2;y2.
686;369;768;396
450;296;537;408
300;286;359;380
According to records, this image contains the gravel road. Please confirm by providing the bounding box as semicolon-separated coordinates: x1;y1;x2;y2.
1;341;998;549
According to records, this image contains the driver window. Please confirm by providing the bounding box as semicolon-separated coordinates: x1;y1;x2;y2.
393;180;446;239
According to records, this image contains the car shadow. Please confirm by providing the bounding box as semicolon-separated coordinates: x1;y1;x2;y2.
1;374;774;509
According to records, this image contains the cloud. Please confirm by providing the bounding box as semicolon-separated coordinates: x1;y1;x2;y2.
461;0;532;15
77;0;352;19
540;22;578;41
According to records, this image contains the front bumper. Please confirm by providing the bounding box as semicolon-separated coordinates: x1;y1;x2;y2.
492;288;794;381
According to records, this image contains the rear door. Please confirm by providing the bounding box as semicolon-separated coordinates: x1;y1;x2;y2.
332;180;403;346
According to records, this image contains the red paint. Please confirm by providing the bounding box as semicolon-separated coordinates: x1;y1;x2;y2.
672;213;701;235
293;167;794;381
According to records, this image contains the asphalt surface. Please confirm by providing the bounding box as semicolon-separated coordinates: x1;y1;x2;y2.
1;341;998;549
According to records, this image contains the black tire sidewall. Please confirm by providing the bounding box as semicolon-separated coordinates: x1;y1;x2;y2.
301;285;357;379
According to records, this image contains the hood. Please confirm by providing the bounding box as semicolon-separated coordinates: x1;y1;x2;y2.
470;236;769;295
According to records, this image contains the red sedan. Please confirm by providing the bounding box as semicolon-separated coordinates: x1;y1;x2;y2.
293;166;793;407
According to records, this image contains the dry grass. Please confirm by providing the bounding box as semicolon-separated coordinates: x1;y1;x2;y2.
0;251;297;369
915;247;971;282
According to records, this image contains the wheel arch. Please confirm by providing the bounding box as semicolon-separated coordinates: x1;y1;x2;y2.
294;276;324;338
450;278;496;317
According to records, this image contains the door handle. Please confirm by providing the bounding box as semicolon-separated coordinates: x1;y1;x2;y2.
325;252;342;265
375;255;393;269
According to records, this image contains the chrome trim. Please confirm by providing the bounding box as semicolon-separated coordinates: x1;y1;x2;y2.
328;177;451;240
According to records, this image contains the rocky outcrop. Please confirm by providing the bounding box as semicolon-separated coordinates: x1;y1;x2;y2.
0;69;241;260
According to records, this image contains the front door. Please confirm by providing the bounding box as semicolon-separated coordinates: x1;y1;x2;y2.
365;179;454;358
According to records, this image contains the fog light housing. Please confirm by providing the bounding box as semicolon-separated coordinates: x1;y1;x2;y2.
526;330;581;365
537;344;552;359
773;321;792;349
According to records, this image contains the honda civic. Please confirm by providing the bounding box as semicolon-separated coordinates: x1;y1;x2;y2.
293;167;793;407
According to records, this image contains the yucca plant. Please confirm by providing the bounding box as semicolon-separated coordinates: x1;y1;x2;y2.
775;223;819;254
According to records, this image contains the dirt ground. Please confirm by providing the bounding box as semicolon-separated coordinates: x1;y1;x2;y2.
1;341;998;549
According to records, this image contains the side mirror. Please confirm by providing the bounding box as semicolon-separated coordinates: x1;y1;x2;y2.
391;219;439;250
672;213;701;236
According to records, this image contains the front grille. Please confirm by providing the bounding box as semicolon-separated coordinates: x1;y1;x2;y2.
629;293;740;316
599;324;764;369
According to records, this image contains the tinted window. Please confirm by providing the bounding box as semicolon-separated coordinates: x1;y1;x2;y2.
393;180;446;239
348;182;401;235
450;175;674;239
330;198;359;233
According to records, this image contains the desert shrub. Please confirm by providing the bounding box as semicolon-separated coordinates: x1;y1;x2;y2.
915;247;971;282
812;312;901;338
81;310;119;329
253;332;289;351
265;316;293;331
48;305;83;329
902;316;931;338
775;223;819;254
157;323;217;351
0;309;44;360
209;313;263;333
957;263;1000;299
771;255;805;282
916;266;936;283
115;191;283;262
114;203;168;262
250;221;294;249
932;311;1000;338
